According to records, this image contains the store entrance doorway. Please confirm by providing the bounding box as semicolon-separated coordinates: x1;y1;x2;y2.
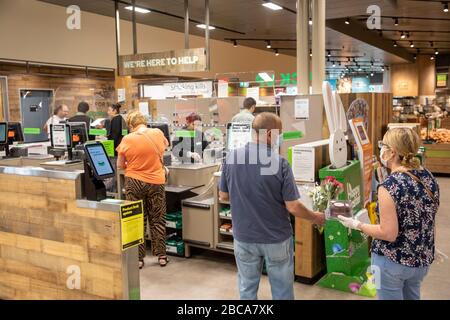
20;89;53;142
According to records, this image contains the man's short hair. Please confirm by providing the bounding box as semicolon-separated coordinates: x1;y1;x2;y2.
252;112;282;132
243;97;257;110
77;101;90;113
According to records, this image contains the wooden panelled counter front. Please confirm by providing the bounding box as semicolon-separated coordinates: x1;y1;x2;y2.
0;167;138;300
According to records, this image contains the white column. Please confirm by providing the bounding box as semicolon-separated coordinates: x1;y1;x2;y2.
311;0;326;94
297;0;310;95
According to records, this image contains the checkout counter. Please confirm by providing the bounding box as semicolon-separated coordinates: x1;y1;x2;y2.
0;166;140;300
0;144;141;300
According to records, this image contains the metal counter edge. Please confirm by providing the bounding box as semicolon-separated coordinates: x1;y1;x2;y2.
0;165;83;180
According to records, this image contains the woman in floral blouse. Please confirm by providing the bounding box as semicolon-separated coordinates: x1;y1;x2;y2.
339;128;440;300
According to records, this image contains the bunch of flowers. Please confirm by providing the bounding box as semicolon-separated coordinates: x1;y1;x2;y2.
308;176;344;212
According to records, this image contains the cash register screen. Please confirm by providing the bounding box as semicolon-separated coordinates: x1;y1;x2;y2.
226;123;252;150
85;143;115;179
0;122;7;144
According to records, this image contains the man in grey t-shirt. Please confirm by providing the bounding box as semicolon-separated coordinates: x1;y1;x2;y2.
219;113;324;300
231;97;256;123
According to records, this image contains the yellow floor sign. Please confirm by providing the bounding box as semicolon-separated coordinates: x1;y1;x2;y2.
120;200;144;251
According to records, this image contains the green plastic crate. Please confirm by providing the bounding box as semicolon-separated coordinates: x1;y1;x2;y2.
166;236;185;256
165;211;182;229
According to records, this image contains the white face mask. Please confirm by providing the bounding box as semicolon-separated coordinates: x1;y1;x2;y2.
380;147;390;168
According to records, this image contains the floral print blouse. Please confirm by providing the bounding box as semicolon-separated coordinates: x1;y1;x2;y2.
372;169;440;267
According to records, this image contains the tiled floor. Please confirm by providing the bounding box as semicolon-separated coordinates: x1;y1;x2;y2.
140;177;450;300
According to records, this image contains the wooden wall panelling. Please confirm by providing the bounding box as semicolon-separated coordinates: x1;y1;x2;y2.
0;173;125;299
3;73;115;122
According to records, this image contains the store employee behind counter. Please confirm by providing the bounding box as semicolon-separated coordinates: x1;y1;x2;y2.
172;112;209;163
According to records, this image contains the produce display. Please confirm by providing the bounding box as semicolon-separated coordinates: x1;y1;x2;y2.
421;128;450;143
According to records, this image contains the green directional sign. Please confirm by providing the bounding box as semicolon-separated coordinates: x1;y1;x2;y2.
24;128;41;135
89;129;107;136
175;130;196;138
283;131;304;140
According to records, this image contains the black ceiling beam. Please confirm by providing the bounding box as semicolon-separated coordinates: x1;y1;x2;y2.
109;0;245;35
356;15;450;22
326;18;414;63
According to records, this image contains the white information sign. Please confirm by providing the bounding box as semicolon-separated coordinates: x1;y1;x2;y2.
292;145;315;182
51;124;67;149
295;99;309;120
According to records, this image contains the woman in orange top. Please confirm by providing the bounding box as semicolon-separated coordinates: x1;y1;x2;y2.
117;111;169;268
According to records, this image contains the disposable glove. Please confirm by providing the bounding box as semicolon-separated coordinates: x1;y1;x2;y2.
337;215;362;231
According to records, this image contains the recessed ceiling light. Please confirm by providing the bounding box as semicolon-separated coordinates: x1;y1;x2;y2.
262;2;283;11
345;18;350;25
197;24;215;30
124;6;151;14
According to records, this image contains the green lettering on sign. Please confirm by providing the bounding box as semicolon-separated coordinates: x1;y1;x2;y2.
175;130;196;138
89;129;107;136
283;131;304;140
101;140;115;157
23;128;41;135
122;129;128;136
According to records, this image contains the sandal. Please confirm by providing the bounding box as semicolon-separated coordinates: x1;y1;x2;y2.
139;260;145;269
158;255;169;267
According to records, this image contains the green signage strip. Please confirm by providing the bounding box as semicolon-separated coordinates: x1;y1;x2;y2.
283;131;304;140
425;150;450;158
23;128;41;135
89;129;107;136
101;140;115;157
175;130;196;138
122;129;128;136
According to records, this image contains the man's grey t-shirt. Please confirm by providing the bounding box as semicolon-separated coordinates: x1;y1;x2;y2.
219;142;300;244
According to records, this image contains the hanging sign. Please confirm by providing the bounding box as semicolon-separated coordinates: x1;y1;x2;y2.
118;48;207;76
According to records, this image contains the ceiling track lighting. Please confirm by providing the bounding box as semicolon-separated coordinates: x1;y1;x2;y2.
400;31;406;39
266;40;272;49
233;40;238;47
393;41;398;47
430;41;434;47
309;18;313;26
414;54;417;60
410;41;414;48
394;17;399;26
345;18;350;25
444;2;449;13
435;49;439;55
327;50;331;57
431;55;435;60
275;49;279;56
309;49;312;57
